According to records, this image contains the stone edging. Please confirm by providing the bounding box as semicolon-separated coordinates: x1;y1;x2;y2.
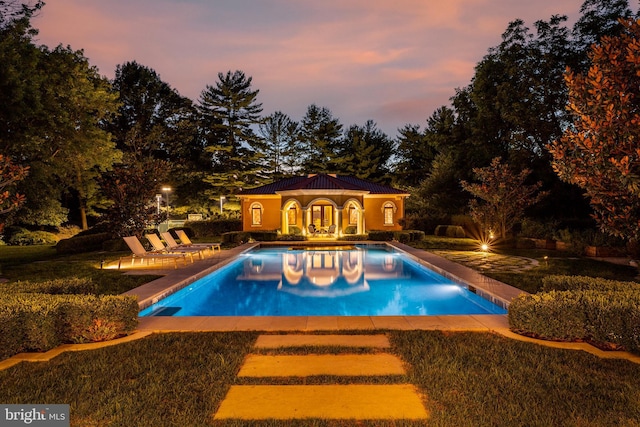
1;328;638;372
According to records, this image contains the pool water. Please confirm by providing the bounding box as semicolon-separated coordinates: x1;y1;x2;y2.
139;246;507;316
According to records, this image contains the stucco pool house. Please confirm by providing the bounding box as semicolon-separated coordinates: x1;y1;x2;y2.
237;173;409;237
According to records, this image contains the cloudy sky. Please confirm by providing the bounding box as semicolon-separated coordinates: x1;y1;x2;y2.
33;0;588;137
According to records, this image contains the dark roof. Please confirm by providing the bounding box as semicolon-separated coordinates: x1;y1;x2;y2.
237;174;407;195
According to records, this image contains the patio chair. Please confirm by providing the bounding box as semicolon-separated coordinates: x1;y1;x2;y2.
174;229;221;252
119;236;192;269
327;224;336;236
160;232;210;259
146;233;203;260
307;224;317;237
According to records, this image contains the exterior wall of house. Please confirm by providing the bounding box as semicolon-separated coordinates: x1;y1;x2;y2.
240;196;281;231
240;193;406;233
363;196;405;231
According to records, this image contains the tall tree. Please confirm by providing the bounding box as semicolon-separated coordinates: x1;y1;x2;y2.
198;70;264;195
340;120;393;181
548;18;640;240
1;7;122;228
109;61;202;207
297;104;343;173
394;124;433;187
98;156;169;237
258;111;299;180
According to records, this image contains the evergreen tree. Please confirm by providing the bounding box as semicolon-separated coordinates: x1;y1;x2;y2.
297;104;344;174
258;111;299;180
198;70;264;195
340;120;393;182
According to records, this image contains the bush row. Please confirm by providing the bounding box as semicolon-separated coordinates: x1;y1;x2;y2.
184;219;242;238
508;289;640;354
0;293;139;360
56;232;113;254
0;278;98;295
3;227;59;246
221;231;278;244
542;275;640;293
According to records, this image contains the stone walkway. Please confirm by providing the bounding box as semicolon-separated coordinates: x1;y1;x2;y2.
213;334;429;421
430;250;539;272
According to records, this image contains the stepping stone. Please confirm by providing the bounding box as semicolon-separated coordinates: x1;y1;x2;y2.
213;384;429;420
254;334;390;349
238;354;406;377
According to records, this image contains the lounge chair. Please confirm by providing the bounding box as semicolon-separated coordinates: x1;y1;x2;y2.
174;230;221;252
119;236;192;269
146;233;204;260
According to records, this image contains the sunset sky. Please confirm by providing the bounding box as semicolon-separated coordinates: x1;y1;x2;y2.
33;0;588;137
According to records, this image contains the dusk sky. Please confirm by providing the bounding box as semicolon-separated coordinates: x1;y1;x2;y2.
33;0;590;137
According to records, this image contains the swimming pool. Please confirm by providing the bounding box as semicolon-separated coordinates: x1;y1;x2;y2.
140;246;507;316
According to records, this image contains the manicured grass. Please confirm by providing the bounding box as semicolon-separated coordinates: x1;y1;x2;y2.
484;248;639;293
391;330;640;426
1;331;638;426
0;245;160;294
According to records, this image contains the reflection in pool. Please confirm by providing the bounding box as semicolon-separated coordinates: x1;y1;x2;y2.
140;246;507;316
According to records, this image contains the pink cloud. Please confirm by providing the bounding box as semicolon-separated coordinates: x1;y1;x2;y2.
32;0;587;137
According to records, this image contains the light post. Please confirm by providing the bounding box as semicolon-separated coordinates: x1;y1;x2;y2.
220;196;225;215
155;194;162;216
162;186;171;227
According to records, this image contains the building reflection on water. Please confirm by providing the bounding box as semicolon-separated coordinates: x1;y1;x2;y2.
238;249;409;298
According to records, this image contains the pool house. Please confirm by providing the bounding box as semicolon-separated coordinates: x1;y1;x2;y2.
236;174;409;237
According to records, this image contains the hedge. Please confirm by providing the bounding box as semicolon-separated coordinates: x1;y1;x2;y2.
542;275;640;293
341;234;369;241
5;229;58;246
0;293;139;360
56;232;112;254
508;290;640;354
434;225;466;238
0;278;98;295
368;230;394;241
184;219;242;238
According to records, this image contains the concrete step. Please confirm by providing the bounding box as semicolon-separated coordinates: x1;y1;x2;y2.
238;354;406;377
254;334;391;349
213;384;429;420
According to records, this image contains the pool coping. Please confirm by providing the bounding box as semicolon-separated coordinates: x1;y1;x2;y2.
125;241;527;332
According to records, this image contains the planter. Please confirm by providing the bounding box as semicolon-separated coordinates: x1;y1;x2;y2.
584;246;626;257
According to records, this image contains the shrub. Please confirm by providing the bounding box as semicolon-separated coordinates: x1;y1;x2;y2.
6;229;58;246
222;231;250;244
287;226;302;235
344;226;357;235
542;275;640;293
368;230;394;241
434;225;466;238
185;219;242;237
341;234;369;241
278;234;306;241
1;278;98;295
509;290;640;354
56;232;112;254
0;293;139;360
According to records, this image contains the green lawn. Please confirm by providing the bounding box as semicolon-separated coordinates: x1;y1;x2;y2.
0;331;638;426
0;245;160;294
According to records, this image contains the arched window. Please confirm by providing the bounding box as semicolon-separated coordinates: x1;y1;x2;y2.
383;202;396;226
250;202;263;226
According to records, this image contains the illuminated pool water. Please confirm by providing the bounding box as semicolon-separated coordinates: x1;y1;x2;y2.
139;246;507;316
